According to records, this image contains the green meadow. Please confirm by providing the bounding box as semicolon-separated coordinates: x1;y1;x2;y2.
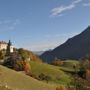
30;61;71;85
0;65;56;90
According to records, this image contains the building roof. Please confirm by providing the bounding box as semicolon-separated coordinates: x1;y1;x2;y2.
0;41;8;44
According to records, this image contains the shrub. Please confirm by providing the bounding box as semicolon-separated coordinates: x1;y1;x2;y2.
3;57;32;75
52;57;63;66
44;75;52;83
80;59;90;72
18;48;29;60
0;50;6;59
56;85;66;90
67;75;90;90
13;60;24;71
18;48;42;63
30;73;40;80
13;60;31;74
39;73;46;80
39;73;52;83
85;70;90;82
79;58;90;79
23;60;32;75
80;54;90;72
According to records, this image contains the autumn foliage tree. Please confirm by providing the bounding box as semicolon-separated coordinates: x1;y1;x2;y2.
3;53;32;75
39;73;46;80
52;57;63;66
56;85;66;90
3;48;42;76
67;75;90;90
67;54;90;90
39;73;52;83
23;60;31;75
0;50;6;59
18;48;29;60
18;48;42;63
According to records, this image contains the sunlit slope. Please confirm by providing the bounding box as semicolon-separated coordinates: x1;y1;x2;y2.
0;88;7;90
30;61;70;84
0;65;56;90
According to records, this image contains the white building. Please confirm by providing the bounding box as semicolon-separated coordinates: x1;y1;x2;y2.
0;40;13;53
0;41;8;51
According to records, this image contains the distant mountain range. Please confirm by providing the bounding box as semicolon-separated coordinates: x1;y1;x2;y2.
33;51;45;56
40;26;90;63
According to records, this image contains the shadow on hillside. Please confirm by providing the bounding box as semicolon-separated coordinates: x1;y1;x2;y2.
60;69;75;75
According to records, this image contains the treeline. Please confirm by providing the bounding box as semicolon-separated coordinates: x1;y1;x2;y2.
51;54;90;90
0;48;42;75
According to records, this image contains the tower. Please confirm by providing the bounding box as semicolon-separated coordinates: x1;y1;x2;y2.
7;40;13;54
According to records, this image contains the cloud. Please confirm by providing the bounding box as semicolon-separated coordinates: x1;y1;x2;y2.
23;41;64;51
0;20;11;25
0;19;20;31
83;3;90;6
0;19;20;25
50;0;83;17
21;32;79;51
13;19;21;25
22;32;79;51
9;26;15;30
72;0;83;4
0;26;15;31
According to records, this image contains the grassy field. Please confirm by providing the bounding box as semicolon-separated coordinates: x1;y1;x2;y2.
0;65;56;90
59;60;79;72
30;61;71;85
0;60;79;90
0;88;7;90
63;60;79;64
59;66;75;72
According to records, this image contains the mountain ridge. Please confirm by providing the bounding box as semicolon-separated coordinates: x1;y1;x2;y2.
40;26;90;63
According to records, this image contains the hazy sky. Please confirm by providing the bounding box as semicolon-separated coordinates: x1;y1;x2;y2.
0;0;90;51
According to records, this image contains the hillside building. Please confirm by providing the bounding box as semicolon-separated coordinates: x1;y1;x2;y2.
0;41;8;51
0;40;13;53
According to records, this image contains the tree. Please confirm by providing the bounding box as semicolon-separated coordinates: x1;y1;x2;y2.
3;56;32;75
52;57;63;66
44;75;52;83
23;60;32;75
39;73;46;80
67;59;90;90
80;60;90;71
0;50;6;59
56;85;66;90
18;48;28;60
67;75;89;90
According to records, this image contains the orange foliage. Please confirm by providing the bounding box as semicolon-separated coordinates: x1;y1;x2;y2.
86;70;90;81
13;59;31;75
39;73;46;80
52;58;63;66
26;51;42;63
56;85;66;90
23;60;32;75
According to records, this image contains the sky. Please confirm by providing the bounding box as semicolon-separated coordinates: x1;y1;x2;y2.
0;0;90;51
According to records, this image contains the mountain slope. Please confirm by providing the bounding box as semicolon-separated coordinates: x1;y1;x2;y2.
40;26;90;63
33;51;45;55
30;61;70;84
0;65;56;90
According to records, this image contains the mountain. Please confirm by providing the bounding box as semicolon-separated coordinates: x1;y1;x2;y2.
33;51;45;56
40;26;90;63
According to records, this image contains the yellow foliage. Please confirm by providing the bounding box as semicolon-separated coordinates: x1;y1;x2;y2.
13;59;31;75
56;85;66;90
23;60;32;75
